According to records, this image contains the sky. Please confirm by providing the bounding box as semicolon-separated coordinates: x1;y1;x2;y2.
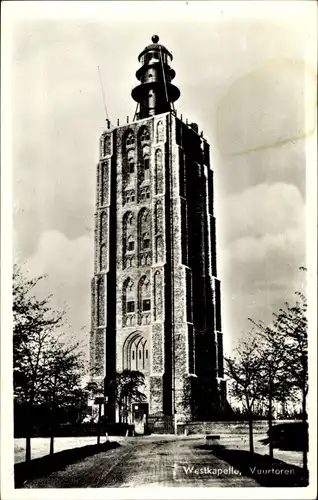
9;1;316;360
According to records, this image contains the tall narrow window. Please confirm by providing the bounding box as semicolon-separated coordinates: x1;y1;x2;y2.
138;208;152;266
123;211;135;266
100;244;107;271
123;278;135;326
155;200;163;234
144;158;150;181
100;211;108;242
101;163;109;205
104;135;111;156
155;149;163;194
155;236;163;263
153;270;163;321
138;275;151;324
156;121;164;142
97;277;105;326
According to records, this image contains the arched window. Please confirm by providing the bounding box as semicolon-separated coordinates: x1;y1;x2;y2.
138;276;151;324
140;127;150;143
139;208;149;224
100;244;107;270
101;162;110;205
123;278;135;326
138;208;151;266
155;149;163;194
125;131;135;149
100;211;108;242
156;121;164;142
127;213;133;226
154;200;163;234
97;277;105;326
123;212;135;266
155;236;164;263
123;210;134;229
104;135;111;156
123;332;149;372
153;270;163;321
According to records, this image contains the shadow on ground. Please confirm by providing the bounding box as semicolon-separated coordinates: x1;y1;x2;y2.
197;445;308;487
15;441;120;488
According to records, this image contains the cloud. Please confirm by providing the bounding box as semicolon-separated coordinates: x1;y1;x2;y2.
216;59;316;156
220;182;305;243
218;183;306;352
25;231;94;353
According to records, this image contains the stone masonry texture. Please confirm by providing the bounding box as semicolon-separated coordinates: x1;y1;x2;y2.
90;111;225;422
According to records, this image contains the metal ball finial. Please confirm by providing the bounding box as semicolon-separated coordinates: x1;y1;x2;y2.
152;35;159;43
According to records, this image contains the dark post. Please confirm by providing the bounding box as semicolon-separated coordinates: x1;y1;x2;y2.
94;396;104;445
25;402;32;462
268;368;274;460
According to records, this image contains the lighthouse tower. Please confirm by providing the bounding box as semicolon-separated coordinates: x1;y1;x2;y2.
90;36;225;425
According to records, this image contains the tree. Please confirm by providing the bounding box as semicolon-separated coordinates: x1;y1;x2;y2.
249;319;295;460
106;370;146;423
40;339;87;455
269;291;308;471
13;265;64;460
225;334;265;453
249;279;308;470
13;265;87;459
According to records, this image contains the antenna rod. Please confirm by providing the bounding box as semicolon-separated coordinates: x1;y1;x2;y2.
159;47;169;104
97;65;109;121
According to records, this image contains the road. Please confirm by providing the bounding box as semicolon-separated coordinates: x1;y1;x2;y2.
23;435;258;488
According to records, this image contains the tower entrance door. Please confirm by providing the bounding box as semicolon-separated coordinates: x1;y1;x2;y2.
132;402;149;435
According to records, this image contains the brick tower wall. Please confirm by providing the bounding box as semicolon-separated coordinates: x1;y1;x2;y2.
90;111;225;422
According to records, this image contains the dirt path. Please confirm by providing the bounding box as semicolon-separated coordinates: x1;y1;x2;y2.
23;436;258;488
